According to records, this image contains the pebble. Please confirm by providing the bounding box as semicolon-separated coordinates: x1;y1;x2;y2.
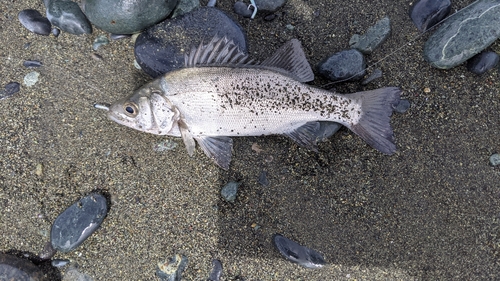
52;27;61;37
50;193;108;252
0;82;20;100
316;122;342;142
135;7;247;78
207;259;222;281
361;68;383;85
38;241;57;260
51;259;70;267
317;49;366;82
392;99;411;113
156;254;188;281
466;51;499;75
35;163;44;177
490;153;500;166
254;0;286;12
424;0;500;69
221;181;241;203
63;266;94;281
234;1;253;18
23;71;40;87
83;0;178;34
171;0;200;18
0;253;45;280
92;35;109;51
110;33;131;40
349;16;391;54
272;234;326;269
23;60;43;68
45;0;92;35
153;139;178;152
18;9;52;36
409;0;451;32
258;171;269;186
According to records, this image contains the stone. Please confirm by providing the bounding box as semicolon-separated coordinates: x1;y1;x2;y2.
45;0;92;35
156;254;188;281
207;259;222;281
18;9;52;36
409;0;451;32
134;7;247;78
361;68;383;85
254;0;286;12
50;193;108;252
393;99;411;113
424;0;500;69
349;17;391;54
82;0;178;34
234;1;253;18
221;182;241;203
0;253;45;281
490;153;500;166
0;82;20;100
272;234;326;268
317;49;366;82
23;60;43;68
466;51;499;75
92;35;109;50
23;72;40;87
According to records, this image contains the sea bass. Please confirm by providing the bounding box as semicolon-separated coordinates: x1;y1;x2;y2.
103;37;401;169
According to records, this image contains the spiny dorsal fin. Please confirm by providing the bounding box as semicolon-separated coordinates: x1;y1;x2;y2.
260;39;314;82
184;36;254;67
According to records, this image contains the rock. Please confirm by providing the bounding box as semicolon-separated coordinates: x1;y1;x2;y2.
23;71;40;87
153;139;178;152
135;7;247;78
18;9;52;36
349;16;391;54
52;27;60;37
92;35;109;50
424;0;500;69
317;49;366;82
272;234;326;269
110;33;131;40
156;254;188;281
82;0;178;34
51;259;70;267
45;0;92;35
63;266;94;281
50;193;108;252
466;51;499;75
207;259;222;281
38;241;57;260
0;82;20;100
254;0;286;12
23;60;43;68
221;181;241;203
361;68;383;85
409;0;451;32
258;171;269;186
490;153;500;166
393;99;411;113
234;1;253;18
0;253;45;281
171;0;200;18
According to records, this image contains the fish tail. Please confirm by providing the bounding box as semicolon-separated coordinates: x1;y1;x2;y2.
346;87;401;154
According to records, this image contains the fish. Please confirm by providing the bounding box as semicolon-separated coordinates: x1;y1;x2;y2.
103;36;401;169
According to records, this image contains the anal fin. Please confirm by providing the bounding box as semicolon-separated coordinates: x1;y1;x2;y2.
195;136;233;170
285;122;321;151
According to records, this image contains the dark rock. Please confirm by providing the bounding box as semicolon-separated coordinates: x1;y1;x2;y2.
135;7;247;78
234;1;253;18
392;99;410;113
221;182;241;203
258;171;269;186
23;60;43;68
50;193;108;252
361;68;383;85
171;0;200;18
0;253;46;281
349;17;391;54
273;234;326;268
409;0;451;32
466;51;499;75
156;254;188;281
264;13;278;21
18;9;52;36
254;0;286;12
82;0;178;34
207;259;222;281
0;82;20;100
317;49;366;82
45;0;92;35
424;0;500;69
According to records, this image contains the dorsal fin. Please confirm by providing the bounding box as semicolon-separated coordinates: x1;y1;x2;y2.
184;36;254;67
260;39;314;82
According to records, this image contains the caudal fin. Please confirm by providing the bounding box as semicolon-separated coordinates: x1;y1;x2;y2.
347;87;401;154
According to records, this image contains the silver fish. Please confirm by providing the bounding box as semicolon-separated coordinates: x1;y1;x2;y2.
103;37;401;169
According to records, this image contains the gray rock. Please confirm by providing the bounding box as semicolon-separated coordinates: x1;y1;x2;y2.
424;0;500;69
361;68;383;85
0;82;20;100
171;0;200;18
254;0;286;12
393;99;411;113
38;241;57;260
409;0;451;32
258;171;269;186
0;253;46;280
50;193;108;252
92;35;109;50
156;254;188;281
63;266;94;281
490;153;500;166
51;259;70;267
207;259;222;281
23;71;40;87
23;60;43;68
272;234;326;268
221;182;241;203
82;0;178;34
317;49;366;82
234;1;253;18
18;9;52;36
349;16;391;54
45;0;92;35
466;51;499;75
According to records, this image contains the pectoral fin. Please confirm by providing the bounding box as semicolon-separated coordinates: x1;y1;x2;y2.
178;119;196;157
195;136;233;170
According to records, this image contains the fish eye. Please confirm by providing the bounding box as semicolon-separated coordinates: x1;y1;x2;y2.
123;102;138;117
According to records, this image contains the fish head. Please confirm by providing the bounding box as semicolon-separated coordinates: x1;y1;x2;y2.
108;82;179;135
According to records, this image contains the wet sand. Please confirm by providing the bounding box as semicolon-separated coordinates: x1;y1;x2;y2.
1;0;500;280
